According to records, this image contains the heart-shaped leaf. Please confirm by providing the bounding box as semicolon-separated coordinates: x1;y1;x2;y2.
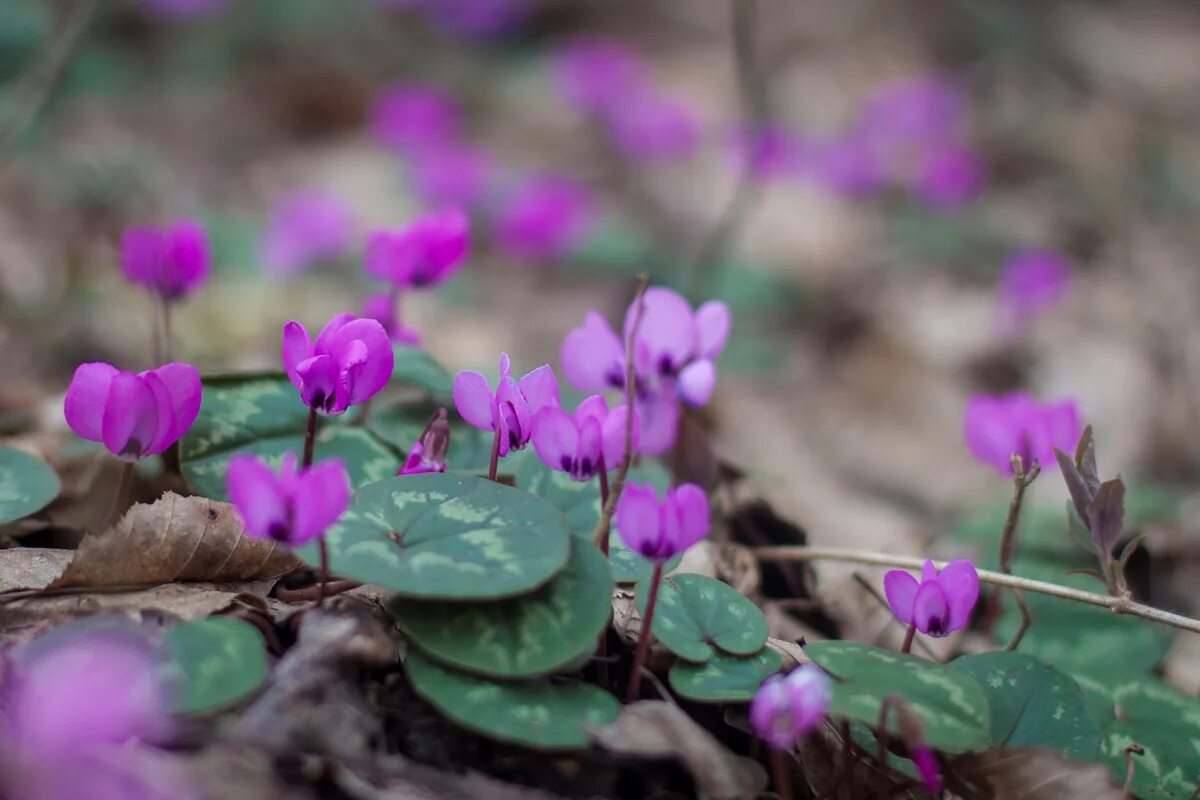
806;641;990;753
0;447;60;524
180;374;400;500
296;473;570;600
668;647;781;703
391;344;453;398
404;649;620;751
951;651;1101;760
391;540;612;678
163;617;268;714
636;574;768;663
368;400;492;474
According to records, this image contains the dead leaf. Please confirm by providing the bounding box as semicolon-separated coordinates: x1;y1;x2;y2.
49;493;299;589
586;701;766;800
0;548;71;590
765;636;811;670
952;748;1123;800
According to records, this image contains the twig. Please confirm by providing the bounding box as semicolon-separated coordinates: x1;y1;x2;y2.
999;457;1039;651
752;546;1200;634
589;274;649;549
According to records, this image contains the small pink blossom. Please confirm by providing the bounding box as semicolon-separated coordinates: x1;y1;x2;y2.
605;90;702;162
452;354;559;457
409;143;495;208
554;38;647;117
911;143;986;208
227;453;350;545
531;395;636;481
964;393;1081;475
994;249;1072;335
494;176;595;262
260;189;355;277
366;207;470;290
884;559;979;638
615;483;709;563
120;220;210;301
399;408;450;475
370;83;462;155
362;293;421;345
748;665;831;751
282;315;394;415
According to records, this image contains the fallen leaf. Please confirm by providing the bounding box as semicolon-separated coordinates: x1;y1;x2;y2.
586;701;767;800
952;747;1123;800
0;548;71;591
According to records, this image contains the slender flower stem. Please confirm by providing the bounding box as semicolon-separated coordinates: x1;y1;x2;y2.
302;407;318;469
488;427;502;482
770;748;793;800
160;297;174;363
317;538;330;607
104;461;135;530
598;456;610;557
876;696;900;792
900;623;916;655
998;458;1039;651
626;562;663;703
752;546;1200;634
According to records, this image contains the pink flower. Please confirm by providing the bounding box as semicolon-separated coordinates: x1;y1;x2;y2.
912;746;942;794
531;395;635;481
281;315;394;415
964;393;1081;475
605;90;702;161
615;483;709;562
554;38;647;117
64;362;201;461
884;559;979;638
452;354;559;457
260;189;354;277
804;134;887;199
856;76;965;159
732;124;803;181
748;665;831;751
493;176;595;263
227;453;349;545
370;83;461;155
120;220;210;301
994;249;1072;334
910;143;986;208
362;293;420;345
399;408;450;475
409;143;495;208
365;207;470;290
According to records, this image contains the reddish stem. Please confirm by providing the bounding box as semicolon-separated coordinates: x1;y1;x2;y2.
302;406;318;469
626;562;663;702
488;427;502;482
900;623;916;655
104;461;135;530
771;748;793;800
598;456;610;557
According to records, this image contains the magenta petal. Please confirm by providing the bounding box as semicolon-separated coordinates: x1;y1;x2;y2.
292;460;350;545
296;355;340;412
313;313;357;353
164;219;210;297
921;560;938;583
64;362;119;442
120;226;164;288
577;416;603;476
227;455;288;539
635;392;679;456
495;376;530;448
937;559;980;632
517;364;560;414
531;407;578;473
912;747;942;795
600;404;635;467
575;394;609;425
626;287;698;375
453;371;495;431
749;675;794;750
140;362;201;453
1041;400;1081;460
785;665;831;733
281;321;313;389
615;483;661;560
695;301;731;359
101;373;159;460
561;312;625;393
963;395;1017;474
324;318;393;405
912;581;952;637
883;570;919;625
669;483;709;553
677;359;715;407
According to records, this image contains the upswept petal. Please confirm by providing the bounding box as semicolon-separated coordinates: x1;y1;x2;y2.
576;416;603;478
140;362;201;454
626;287;697;376
669;483;709;552
64;362;119;442
883;569;919;625
748;675;793;750
324;318;393;404
963;395;1018;474
561;312;625;393
677;359;715;407
452;371;495;431
600;404;636;467
615;483;662;560
574;394;609;425
227;455;288;539
695;300;731;359
281;321;313;389
101;373;159;460
293;460;351;545
531;407;578;473
518;364;559;414
634;392;679;456
912;581;951;636
936;559;980;631
313;313;358;354
119;227;164;287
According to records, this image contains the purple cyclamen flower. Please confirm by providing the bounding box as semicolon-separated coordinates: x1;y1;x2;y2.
732;124;803;181
64;362;201;461
399;408;450;476
281;314;394;416
994;249;1072;335
227;453;350;545
365;207;470;290
884;559;979;638
910;143;986;208
453;354;559;457
362;292;420;345
120;220;210;301
855;76;965;159
964;393;1081;475
804;133;887;199
554;38;647;117
748;665;831;751
493;176;596;263
370;83;462;155
408;143;495;208
605;90;702;162
616;482;709;562
531;395;636;481
260;189;355;278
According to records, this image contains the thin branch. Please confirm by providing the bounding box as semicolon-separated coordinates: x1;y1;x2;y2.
999;457;1039;651
752;546;1200;634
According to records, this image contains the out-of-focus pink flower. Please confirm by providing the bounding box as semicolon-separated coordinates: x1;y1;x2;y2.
120;220;210;301
911;143;986;208
803;134;886;199
228;453;349;545
605;90;701;161
260;190;355;277
408;143;494;208
453;354;559;457
732;124;803;181
615;482;709;563
994;249;1072;335
912;745;942;794
366;207;470;290
554;38;647;117
139;0;232;19
494;176;596;262
531;395;635;481
856;75;965;159
399;408;450;475
748;665;831;751
964;393;1081;475
370;83;462;155
362;292;420;345
64;362;201;461
282;315;394;416
884;559;979;637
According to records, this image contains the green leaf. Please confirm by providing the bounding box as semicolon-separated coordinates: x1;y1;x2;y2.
367;401;492;474
391;540;612;679
391;345;454;398
636;574;768;662
668;647;781;702
950;652;1101;760
163;618;268;714
180;374;400;500
0;447;60;524
296;473;570;600
609;531;681;583
806;641;990;753
404;650;620;751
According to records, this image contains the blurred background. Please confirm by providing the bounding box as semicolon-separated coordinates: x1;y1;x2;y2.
3;0;1200;684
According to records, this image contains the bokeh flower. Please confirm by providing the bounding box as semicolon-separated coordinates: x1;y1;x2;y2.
362;292;420;345
453;353;559;457
369;83;462;155
884;559;979;638
366;207;470;290
732;124;803;181
409;143;495;208
120;220;210;301
615;482;709;562
554;38;647;117
531;395;635;481
260;189;355;277
964;393;1081;475
911;143;986;208
493;176;595;263
227;453;350;545
282;314;394;415
605;90;701;161
994;249;1072;335
749;665;831;751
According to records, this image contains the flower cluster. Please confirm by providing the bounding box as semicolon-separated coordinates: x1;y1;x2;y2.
964;392;1081;475
749;665;831;751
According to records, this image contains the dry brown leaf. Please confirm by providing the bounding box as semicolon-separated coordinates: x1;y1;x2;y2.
586;701;766;800
952;748;1123;800
0;548;71;591
49;492;299;589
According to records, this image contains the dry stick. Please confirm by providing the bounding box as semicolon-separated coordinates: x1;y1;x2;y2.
771;748;794;800
752;547;1200;634
626;562;663;703
998;458;1039;651
1123;744;1144;798
104;461;135;531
